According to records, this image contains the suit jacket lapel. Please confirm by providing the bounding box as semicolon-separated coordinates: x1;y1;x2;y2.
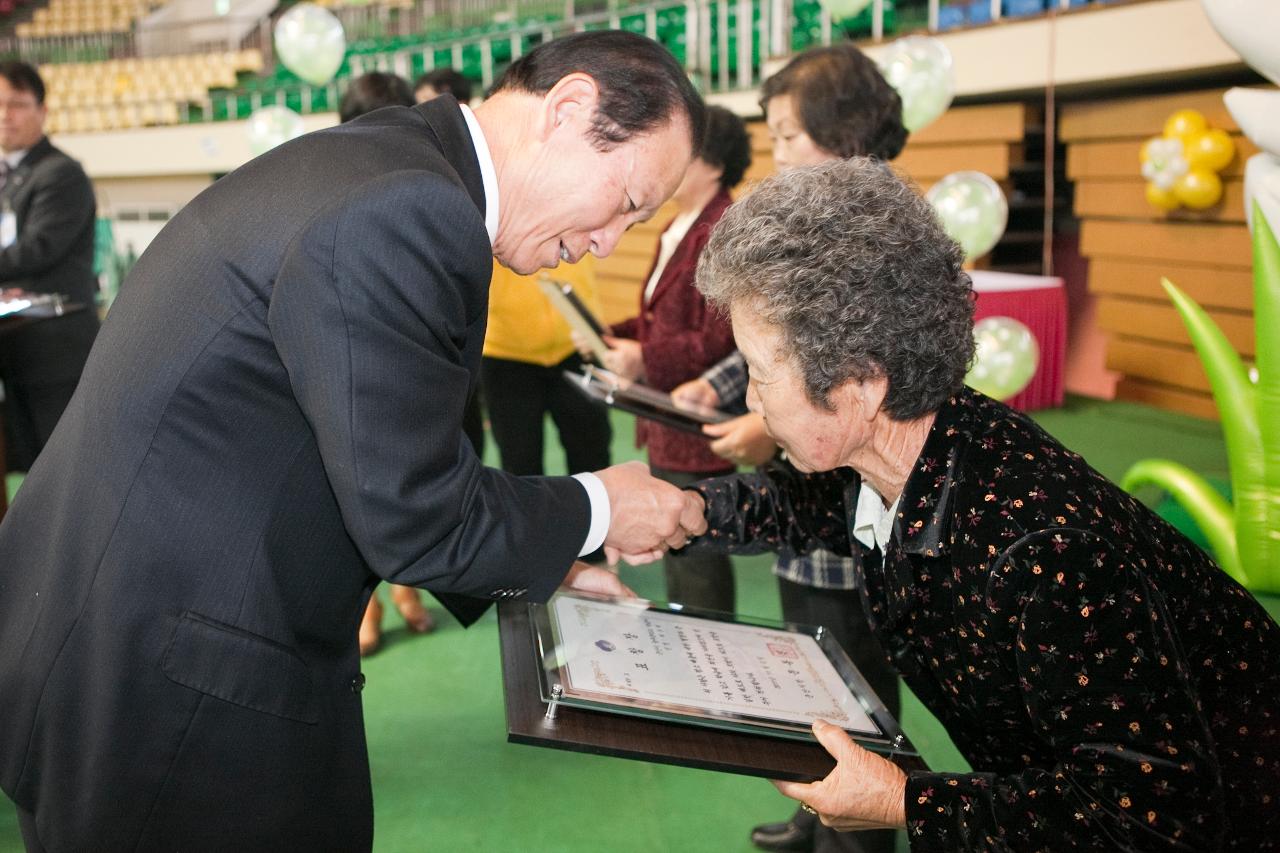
415;95;487;222
4;136;51;201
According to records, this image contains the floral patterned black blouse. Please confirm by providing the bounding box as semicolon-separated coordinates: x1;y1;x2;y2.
690;388;1279;851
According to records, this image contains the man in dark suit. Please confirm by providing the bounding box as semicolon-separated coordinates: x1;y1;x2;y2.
0;32;706;852
0;61;99;473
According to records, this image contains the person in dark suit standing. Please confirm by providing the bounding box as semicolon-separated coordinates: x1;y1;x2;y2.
0;61;98;474
0;31;706;852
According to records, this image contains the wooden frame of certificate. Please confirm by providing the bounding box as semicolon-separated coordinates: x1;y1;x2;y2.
498;592;927;782
563;366;734;437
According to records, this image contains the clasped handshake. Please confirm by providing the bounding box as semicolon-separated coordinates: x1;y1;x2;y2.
596;460;708;565
560;461;708;598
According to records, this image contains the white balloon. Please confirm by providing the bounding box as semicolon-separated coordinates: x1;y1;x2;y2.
1243;152;1280;241
246;105;305;156
1224;87;1280;158
926;171;1009;261
819;0;874;22
1201;0;1280;85
274;3;346;87
878;36;955;133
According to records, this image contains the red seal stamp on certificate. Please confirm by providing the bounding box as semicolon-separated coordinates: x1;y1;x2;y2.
767;641;799;659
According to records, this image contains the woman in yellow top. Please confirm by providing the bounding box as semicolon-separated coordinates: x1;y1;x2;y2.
481;258;612;493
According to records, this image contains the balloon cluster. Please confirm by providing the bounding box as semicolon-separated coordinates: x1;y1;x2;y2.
246;3;347;156
1140;109;1236;211
926;171;1008;261
877;36;955;133
966;316;1039;402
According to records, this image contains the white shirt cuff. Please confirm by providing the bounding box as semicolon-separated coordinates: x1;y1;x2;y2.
572;472;610;557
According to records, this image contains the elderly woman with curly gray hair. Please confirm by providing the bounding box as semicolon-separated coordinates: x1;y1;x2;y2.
682;157;1279;851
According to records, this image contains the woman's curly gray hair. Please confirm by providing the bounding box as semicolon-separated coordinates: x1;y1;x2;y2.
695;157;975;420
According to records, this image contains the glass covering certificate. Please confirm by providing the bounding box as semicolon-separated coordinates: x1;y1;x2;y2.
546;595;879;737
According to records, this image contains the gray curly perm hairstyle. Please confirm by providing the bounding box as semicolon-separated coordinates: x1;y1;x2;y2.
695;157;975;420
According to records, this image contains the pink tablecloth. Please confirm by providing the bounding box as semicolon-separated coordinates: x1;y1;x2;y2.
971;270;1067;412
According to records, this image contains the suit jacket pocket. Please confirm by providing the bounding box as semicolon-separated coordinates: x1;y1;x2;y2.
161;611;318;724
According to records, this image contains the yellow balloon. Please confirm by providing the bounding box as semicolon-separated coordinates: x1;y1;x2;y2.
1145;182;1181;211
1164;109;1208;141
1174;170;1223;210
1184;128;1236;173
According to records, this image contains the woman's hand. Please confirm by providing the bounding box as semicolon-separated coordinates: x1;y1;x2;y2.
561;561;637;598
671;377;721;410
772;720;908;832
703;413;777;467
599;336;644;381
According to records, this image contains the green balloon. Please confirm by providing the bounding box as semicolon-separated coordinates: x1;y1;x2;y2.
877;36;955;132
966;316;1039;401
274;3;346;87
927;171;1009;261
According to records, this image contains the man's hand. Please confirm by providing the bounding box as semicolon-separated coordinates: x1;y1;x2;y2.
599;336;645;381
671;378;721;410
772;720;908;832
561;561;637;598
703;413;777;467
594;461;708;565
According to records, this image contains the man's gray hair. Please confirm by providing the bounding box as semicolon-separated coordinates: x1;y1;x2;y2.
696;157;975;420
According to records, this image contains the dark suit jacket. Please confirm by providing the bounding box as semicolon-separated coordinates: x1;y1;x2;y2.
0;136;100;464
691;388;1280;851
611;188;735;473
0;96;591;851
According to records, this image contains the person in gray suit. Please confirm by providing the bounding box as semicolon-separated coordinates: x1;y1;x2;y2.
0;32;706;852
0;61;99;473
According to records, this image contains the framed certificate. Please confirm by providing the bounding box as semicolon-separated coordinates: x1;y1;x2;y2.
563;366;734;436
537;274;611;363
497;591;924;782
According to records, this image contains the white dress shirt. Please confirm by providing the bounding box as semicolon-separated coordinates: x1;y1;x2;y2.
851;481;900;554
458;103;610;557
642;205;701;303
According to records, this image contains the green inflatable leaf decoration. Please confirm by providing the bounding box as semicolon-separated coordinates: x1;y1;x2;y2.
1122;205;1280;592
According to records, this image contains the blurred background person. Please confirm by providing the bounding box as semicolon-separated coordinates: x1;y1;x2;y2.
671;44;908;853
338;71;441;654
414;67;473;106
482;257;612;506
0;60;98;477
589;105;749;613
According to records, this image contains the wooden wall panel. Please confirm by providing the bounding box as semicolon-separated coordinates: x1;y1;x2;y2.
1074;178;1246;223
1106;338;1211;393
1080;220;1252;268
1087;258;1254;311
1115;378;1220;420
1067;135;1257;180
894;143;1016;183
1095;296;1255;356
1059;87;1245;142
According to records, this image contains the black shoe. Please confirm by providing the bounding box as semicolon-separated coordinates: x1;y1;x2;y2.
750;819;814;853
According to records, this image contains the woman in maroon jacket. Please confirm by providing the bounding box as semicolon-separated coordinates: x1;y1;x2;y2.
596;106;751;613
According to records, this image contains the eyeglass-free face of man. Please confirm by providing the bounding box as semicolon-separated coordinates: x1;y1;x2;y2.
474;72;690;276
0;76;46;155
